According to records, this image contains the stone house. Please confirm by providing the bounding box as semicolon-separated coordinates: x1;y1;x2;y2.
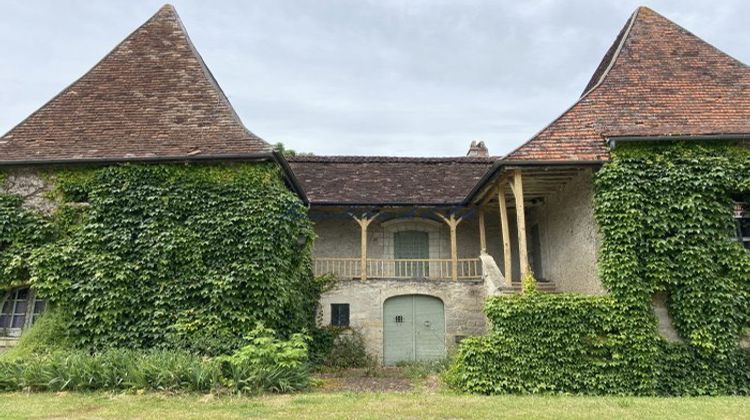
0;5;306;347
1;5;749;361
290;6;750;363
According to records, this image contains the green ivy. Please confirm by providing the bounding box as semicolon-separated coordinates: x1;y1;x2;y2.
0;192;53;289
448;142;750;395
595;142;750;355
12;163;319;355
445;292;656;395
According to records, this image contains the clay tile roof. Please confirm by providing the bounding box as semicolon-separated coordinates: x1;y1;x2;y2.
507;6;750;161
0;4;271;164
287;156;496;205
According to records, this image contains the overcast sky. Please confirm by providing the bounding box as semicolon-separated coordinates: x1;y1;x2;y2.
1;1;748;157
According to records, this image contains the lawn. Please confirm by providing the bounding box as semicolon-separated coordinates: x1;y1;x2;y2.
0;391;748;419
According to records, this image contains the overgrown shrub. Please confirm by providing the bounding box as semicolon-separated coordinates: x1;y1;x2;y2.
25;164;317;354
1;309;71;361
0;325;310;394
218;324;310;393
310;327;373;369
445;291;658;395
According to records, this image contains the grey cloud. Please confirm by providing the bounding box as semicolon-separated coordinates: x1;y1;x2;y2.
1;0;748;157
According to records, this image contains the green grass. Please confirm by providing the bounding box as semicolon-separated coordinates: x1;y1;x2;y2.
0;391;748;419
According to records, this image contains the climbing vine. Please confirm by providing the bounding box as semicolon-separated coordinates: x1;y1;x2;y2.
1;163;319;355
0;179;53;289
448;142;750;395
595;142;750;355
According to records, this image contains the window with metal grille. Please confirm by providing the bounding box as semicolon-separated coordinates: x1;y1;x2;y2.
331;304;350;327
0;287;46;337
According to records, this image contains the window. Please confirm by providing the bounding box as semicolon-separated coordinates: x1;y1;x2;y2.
394;230;430;278
0;287;45;337
735;202;749;250
331;304;350;327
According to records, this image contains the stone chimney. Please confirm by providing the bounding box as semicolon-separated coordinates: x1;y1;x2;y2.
466;141;489;157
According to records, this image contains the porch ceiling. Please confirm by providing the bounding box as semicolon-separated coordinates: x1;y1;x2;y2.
475;167;588;208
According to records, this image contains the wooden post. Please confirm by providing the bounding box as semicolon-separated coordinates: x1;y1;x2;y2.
436;213;464;281
497;185;512;285
352;214;377;280
510;170;529;279
478;208;486;253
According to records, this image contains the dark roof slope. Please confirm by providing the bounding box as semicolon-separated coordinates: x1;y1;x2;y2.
287;156;495;205
507;6;750;161
0;4;271;164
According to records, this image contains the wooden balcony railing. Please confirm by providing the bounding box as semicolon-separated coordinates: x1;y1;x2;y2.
313;258;482;280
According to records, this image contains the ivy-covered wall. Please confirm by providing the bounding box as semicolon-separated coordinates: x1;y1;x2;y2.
1;163;320;355
596;142;749;355
448;142;750;395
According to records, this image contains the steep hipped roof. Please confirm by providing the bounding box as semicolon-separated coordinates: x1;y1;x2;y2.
287;156;495;205
507;6;750;161
0;4;271;164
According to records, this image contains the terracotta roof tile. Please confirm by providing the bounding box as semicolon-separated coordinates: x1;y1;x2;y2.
287;156;495;205
0;5;271;163
507;7;750;161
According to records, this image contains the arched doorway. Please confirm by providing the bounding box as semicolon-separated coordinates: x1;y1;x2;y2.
383;295;445;365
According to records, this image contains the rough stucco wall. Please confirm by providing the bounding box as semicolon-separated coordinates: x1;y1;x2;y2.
318;279;487;363
530;169;603;294
0;168;56;214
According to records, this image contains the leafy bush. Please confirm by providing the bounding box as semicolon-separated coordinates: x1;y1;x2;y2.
326;329;373;369
26;164;317;353
1;309;71;361
445;291;657;395
218;324;310;393
310;327;373;369
0;326;311;394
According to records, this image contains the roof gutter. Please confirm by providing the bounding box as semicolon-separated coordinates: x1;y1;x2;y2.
270;150;309;206
462;159;607;205
0;151;310;206
608;134;750;149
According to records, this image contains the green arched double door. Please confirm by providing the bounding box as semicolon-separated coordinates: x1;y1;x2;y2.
383;295;445;365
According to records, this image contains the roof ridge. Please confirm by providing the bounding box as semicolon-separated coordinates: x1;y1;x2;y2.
286;155;499;163
579;7;640;97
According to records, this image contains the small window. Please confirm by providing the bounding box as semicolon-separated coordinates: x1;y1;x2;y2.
735;202;749;250
331;304;350;327
0;287;46;337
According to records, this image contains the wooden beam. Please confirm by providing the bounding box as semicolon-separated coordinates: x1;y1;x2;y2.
497;185;512;285
436;212;464;281
352;214;377;280
478;207;486;253
512;170;529;281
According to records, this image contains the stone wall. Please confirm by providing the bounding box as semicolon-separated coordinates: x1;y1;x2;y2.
0;168;56;213
527;169;603;294
318;278;487;363
0;337;18;352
